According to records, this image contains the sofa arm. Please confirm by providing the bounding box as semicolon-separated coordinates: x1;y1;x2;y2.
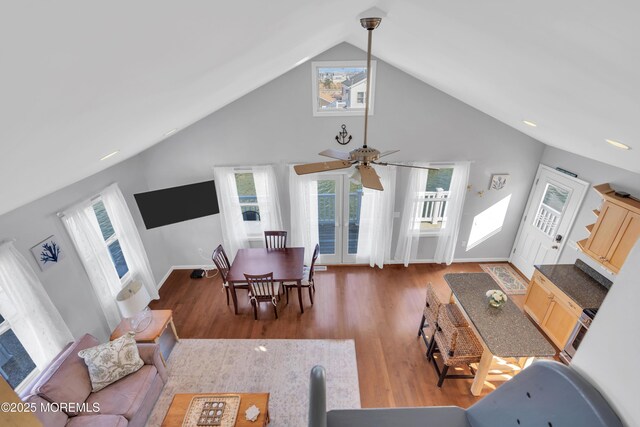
137;343;167;383
309;365;327;427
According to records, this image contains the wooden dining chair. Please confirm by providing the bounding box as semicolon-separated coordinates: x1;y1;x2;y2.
264;230;287;249
244;272;280;320
212;244;248;305
428;307;483;388
284;243;319;305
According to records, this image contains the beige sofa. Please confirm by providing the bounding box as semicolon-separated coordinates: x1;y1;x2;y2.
20;334;166;427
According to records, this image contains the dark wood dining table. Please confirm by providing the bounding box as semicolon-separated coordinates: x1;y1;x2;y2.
227;247;306;314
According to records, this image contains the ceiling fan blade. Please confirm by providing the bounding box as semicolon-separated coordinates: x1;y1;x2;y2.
319;148;351;161
378;150;400;159
359;165;384;191
294;160;353;175
374;161;439;171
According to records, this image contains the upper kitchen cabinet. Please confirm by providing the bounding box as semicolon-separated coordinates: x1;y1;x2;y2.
578;183;640;274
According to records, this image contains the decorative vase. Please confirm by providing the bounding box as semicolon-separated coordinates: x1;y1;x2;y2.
488;298;505;308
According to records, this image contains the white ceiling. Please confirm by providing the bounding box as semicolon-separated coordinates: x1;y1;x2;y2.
1;1;638;215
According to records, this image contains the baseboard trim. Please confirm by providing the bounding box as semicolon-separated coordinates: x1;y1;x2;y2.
157;264;216;289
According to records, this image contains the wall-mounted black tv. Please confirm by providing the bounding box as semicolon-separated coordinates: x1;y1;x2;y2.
134;180;219;229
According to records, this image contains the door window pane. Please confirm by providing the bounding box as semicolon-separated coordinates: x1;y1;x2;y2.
317;180;336;255
0;329;36;389
92;201;115;240
348;182;363;254
108;240;129;279
533;183;570;236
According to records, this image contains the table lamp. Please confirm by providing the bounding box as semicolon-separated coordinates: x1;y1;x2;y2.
116;280;152;332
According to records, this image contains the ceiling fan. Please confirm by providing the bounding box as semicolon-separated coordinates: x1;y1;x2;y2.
294;17;437;191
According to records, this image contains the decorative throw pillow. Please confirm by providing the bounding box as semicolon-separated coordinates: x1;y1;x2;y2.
77;331;144;392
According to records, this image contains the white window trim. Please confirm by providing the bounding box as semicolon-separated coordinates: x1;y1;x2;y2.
311;60;377;117
91;198;131;288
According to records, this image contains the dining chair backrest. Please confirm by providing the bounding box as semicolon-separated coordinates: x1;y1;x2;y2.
242;210;261;221
265;231;287;249
308;243;320;283
212;245;231;283
437;307;459;354
244;272;276;298
425;283;442;323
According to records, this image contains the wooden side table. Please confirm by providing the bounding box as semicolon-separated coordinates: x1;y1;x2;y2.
161;393;270;427
110;309;179;361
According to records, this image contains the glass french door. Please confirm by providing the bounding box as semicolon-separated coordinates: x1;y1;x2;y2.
316;175;363;264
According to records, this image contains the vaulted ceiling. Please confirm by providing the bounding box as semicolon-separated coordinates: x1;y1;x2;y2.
1;1;638;215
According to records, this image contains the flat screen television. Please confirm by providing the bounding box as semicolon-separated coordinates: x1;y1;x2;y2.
134;180;219;229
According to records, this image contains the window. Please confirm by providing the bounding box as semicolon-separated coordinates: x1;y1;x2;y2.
0;312;36;390
235;173;260;221
419;168;454;234
533;183;570;236
92;200;130;280
312;61;376;116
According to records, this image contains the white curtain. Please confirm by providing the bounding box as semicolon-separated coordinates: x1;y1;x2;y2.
395;165;430;266
101;184;159;300
357;166;397;268
253;165;284;232
289;166;319;265
434;162;470;264
0;242;73;369
62;200;123;330
214;167;249;262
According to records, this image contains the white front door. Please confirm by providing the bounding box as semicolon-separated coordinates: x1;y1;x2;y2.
511;165;589;279
316;175;363;264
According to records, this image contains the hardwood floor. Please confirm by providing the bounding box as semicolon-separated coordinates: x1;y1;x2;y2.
149;263;530;409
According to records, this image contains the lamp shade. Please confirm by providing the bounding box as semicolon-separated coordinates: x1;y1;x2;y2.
116;280;151;318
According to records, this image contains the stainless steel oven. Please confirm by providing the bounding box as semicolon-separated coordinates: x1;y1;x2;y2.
560;308;597;364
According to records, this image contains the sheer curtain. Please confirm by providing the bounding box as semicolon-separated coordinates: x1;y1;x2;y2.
62;200;123;330
253;165;284;232
357;166;397;268
434;161;470;264
214;167;249;262
101;184;159;300
289;166;319;265
0;242;73;369
394;165;430;266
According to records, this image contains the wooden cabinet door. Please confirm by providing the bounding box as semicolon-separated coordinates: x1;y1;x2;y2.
541;299;579;349
524;278;553;325
606;211;640;272
585;202;628;258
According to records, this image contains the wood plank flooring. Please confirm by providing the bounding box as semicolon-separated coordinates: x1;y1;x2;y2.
149;263;532;409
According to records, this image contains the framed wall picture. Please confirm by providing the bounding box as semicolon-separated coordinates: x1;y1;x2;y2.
489;174;509;191
30;235;64;271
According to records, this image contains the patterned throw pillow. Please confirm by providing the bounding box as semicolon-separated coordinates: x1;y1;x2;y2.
77;331;144;392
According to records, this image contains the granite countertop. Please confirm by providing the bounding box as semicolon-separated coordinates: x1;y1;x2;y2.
445;273;556;358
534;264;609;309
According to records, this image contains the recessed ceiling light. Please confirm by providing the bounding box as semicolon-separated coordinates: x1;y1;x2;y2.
605;139;630;150
100;150;120;161
522;120;537;127
164;128;178;137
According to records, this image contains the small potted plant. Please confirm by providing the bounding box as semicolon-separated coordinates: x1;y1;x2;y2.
486;289;508;308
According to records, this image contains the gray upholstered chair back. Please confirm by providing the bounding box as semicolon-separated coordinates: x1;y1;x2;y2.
309;360;622;427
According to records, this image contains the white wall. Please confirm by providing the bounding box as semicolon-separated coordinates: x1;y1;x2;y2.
139;42;545;268
540;146;640;277
572;240;640;426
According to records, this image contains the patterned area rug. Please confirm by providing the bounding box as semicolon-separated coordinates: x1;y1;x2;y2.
480;263;529;295
146;339;360;426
